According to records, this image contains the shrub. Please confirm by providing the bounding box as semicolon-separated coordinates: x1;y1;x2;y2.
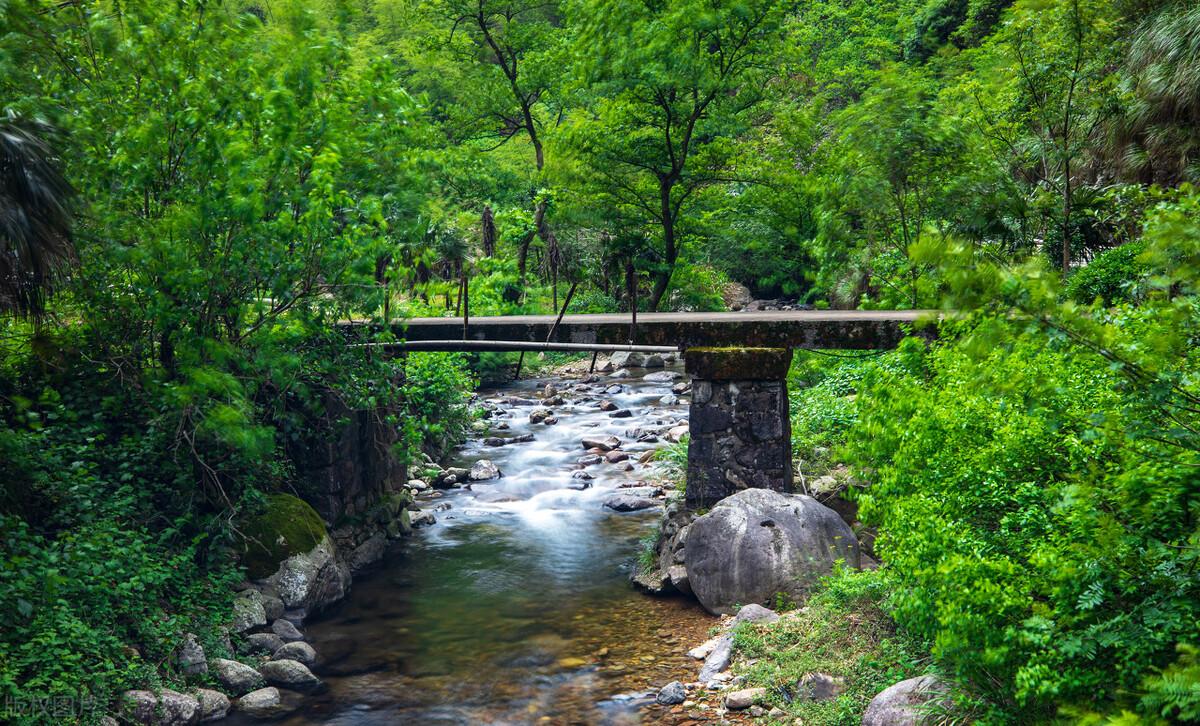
1064;241;1148;305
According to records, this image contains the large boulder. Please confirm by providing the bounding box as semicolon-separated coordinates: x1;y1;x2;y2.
684;488;860;614
238;494;327;580
237;687;285;719
264;535;351;614
862;676;950;725
230;591;267;634
259;659;321;691
195;689;230;722
173;632;207;676
120;689;199;725
210;658;266;695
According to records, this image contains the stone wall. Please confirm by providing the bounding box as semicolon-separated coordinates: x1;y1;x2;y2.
684;348;794;508
284;389;407;524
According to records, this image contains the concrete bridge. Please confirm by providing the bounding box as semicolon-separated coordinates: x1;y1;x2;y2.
346;310;936;507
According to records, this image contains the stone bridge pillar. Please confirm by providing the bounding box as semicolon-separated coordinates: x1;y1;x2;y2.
683;347;793;508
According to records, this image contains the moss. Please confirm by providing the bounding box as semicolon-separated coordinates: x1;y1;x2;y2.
239;493;327;579
684;347;793;380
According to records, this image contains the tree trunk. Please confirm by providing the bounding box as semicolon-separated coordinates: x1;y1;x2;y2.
481;206;496;257
649;180;678;312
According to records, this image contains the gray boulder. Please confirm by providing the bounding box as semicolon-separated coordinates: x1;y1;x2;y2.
121;689;199;725
603;494;658;512
273;641;317;665
684;489;860;614
195;689;230;722
210;658;265;695
259;659;321;691
581;435;620;451
265;535;351;614
271;619;303;643
643;370;680;382
656;681;687;705
469;459;501;481
230;591;266;633
174;632;207;676
242;633;284;655
236;687;283;719
862;675;950;726
610;351;647;368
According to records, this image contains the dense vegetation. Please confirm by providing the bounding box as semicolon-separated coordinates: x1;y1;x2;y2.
1;0;1198;723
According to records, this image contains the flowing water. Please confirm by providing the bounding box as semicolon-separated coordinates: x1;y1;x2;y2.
249;365;722;725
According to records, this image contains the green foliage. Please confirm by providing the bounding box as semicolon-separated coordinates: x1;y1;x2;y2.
847;189;1200;720
1064;241;1148;305
401;352;477;459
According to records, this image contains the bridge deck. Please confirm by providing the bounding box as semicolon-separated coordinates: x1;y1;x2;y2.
350;310;937;350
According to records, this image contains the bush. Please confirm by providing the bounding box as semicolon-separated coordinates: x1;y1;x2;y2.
1065;240;1148;305
401;352;476;459
850;326;1200;721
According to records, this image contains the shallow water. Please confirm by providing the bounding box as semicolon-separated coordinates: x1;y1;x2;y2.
242;367;721;725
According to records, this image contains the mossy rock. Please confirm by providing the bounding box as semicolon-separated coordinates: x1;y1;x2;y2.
240;494;327;579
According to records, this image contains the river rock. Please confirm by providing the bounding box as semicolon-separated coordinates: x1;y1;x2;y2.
271;619;303;642
348;532;388;571
725;687;766;710
643;370;679;382
581;435;620;451
273;641;317;665
407;479;429;492
599;400;618;411
666;425;690;443
578;454;603;466
684;489;860;614
529;408;552;424
259;659;321;691
121;689;199;725
862;675;950;726
260;592;285;621
469;460;501;481
265;535;350;614
609;408;633;418
656;681;687;705
230;591;267;633
484;437;507;447
243;632;284;655
543;416;558;425
210;658;266;695
672;382;691;394
604;450;630;463
236;687;283;718
196;689;230;722
798;672;845;701
643;354;666;368
174;632;207;676
603;494;658;512
410;510;436;527
609;368;631;378
659;394;678;405
611;351;647;368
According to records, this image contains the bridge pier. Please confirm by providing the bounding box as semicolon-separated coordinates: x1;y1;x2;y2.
684;347;794;509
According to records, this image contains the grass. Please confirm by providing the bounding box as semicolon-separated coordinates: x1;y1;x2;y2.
731;568;931;725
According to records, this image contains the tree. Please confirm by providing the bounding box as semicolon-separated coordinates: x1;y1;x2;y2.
565;0;786;310
0;115;76;319
421;0;568;280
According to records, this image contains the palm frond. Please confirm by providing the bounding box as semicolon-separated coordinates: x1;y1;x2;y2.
0;113;78;319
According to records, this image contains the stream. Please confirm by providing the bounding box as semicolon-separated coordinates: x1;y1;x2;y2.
253;362;721;724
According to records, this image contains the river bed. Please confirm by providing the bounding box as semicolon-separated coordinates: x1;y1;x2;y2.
252;365;723;724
